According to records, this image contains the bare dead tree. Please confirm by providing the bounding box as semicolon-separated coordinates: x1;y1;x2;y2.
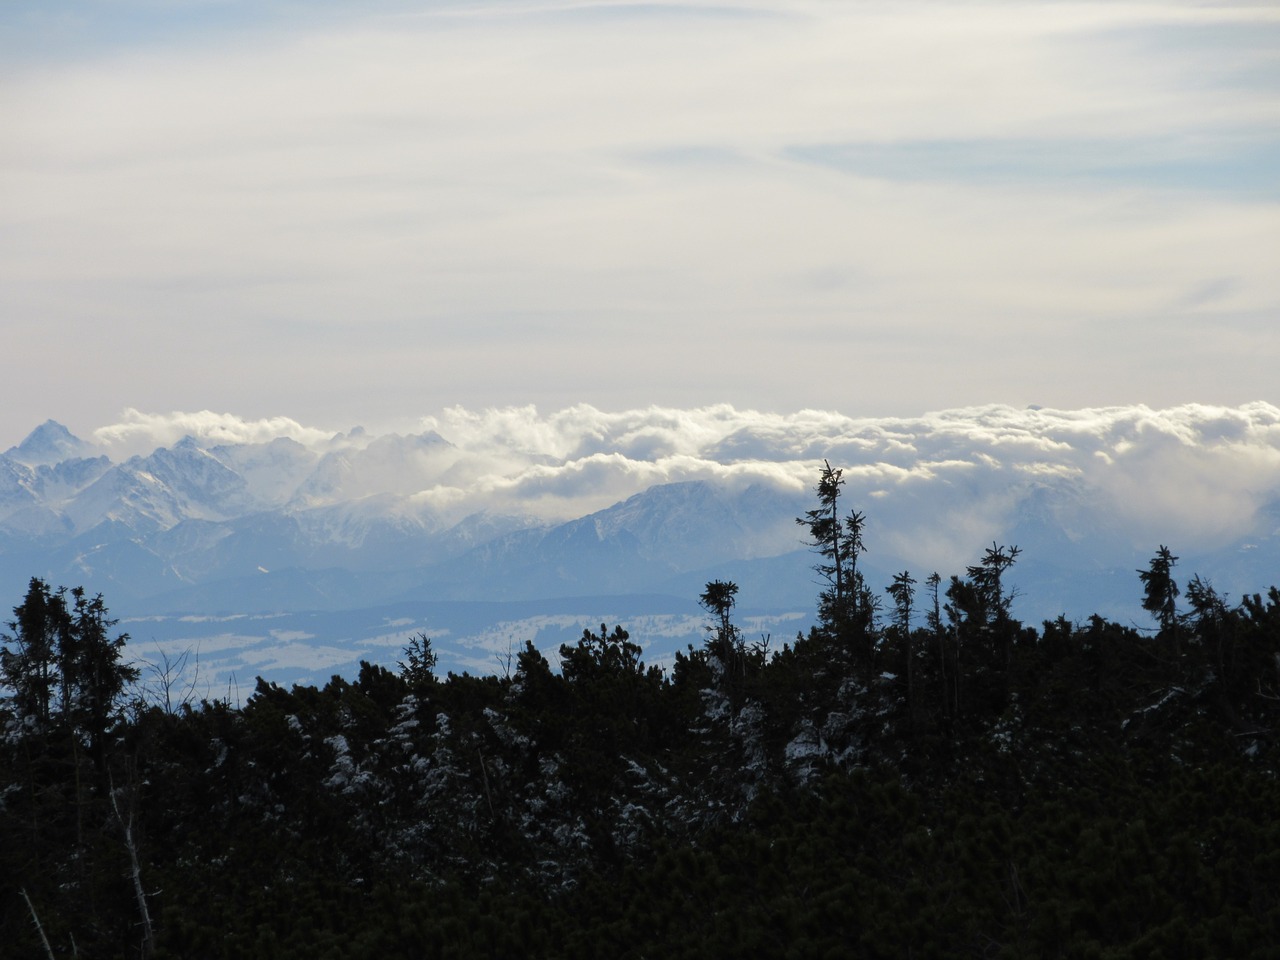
20;888;57;960
143;643;201;715
110;774;155;958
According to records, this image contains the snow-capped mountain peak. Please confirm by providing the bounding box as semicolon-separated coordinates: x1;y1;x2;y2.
4;420;95;467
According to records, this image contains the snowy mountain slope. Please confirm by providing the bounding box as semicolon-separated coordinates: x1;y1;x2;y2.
48;439;252;536
32;456;113;503
0;457;39;518
1;408;1279;692
591;480;807;568
393;481;810;603
209;436;318;506
3;419;94;466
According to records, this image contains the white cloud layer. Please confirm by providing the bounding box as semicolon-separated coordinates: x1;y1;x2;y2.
93;408;339;455
75;401;1280;569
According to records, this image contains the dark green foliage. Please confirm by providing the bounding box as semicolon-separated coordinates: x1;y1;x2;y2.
699;579;740;665
4;523;1280;957
398;632;439;690
0;580;144;956
1;578;138;761
1140;545;1181;635
797;460;875;665
1;577;68;729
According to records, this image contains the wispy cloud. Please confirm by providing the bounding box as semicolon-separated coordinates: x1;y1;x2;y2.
787;137;1280;198
2;1;1277;440
93;409;338;455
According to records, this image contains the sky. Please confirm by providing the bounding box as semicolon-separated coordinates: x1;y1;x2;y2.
2;0;1278;447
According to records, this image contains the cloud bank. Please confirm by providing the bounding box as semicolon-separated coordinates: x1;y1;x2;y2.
75;401;1280;571
93;409;339;455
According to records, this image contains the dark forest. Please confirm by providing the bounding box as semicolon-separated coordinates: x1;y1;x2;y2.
3;464;1279;958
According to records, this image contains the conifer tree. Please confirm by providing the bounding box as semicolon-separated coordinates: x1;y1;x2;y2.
398;633;439;690
886;571;917;723
968;542;1021;671
925;572;951;721
797;461;872;665
0;578;71;731
65;588;138;780
700;580;742;674
1138;545;1180;637
966;542;1021;626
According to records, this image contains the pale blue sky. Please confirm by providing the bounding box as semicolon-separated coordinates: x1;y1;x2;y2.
2;0;1277;445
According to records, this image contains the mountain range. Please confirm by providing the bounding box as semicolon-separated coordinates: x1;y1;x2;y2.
2;412;1277;691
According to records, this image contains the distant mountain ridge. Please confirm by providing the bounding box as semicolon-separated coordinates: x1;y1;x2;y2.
1;410;1278;689
0;422;812;615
